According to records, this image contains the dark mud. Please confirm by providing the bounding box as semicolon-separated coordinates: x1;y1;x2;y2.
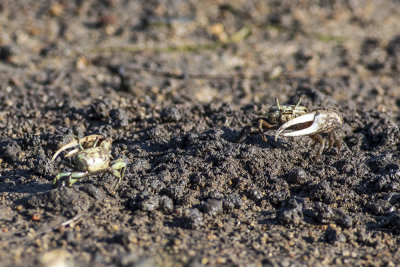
1;1;400;266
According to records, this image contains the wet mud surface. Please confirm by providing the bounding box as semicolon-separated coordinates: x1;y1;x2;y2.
1;1;400;266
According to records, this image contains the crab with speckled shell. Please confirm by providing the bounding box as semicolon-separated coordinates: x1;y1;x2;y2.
238;98;344;157
237;98;308;143
51;134;126;193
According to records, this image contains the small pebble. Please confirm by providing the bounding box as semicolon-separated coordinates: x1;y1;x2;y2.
32;213;41;221
202;199;223;216
160;107;181;122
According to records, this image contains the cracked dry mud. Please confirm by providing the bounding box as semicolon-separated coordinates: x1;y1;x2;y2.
1;1;400;266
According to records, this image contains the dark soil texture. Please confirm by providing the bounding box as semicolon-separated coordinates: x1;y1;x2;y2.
1;1;400;266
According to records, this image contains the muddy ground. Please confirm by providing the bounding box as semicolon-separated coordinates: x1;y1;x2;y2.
1;0;400;266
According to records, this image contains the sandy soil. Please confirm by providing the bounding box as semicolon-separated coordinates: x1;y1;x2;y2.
1;0;400;266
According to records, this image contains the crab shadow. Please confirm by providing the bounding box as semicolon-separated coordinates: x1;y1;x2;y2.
238;134;291;151
0;171;50;194
219;126;288;150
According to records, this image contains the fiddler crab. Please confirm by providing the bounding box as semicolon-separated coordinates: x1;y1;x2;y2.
238;98;343;156
238;98;308;143
51;134;127;193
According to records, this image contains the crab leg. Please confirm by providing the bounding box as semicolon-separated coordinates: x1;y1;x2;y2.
51;134;104;161
52;171;88;187
274;110;343;140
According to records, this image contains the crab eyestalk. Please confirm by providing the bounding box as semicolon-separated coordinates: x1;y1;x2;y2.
275;98;282;110
294;97;302;110
275;97;302;112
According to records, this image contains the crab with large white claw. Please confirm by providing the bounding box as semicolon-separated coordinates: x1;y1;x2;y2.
274;110;343;156
237;98;308;143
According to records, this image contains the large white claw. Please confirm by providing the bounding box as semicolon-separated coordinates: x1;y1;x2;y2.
274;110;343;140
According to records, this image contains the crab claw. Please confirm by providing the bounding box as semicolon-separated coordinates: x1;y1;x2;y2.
274;110;343;140
51;134;104;161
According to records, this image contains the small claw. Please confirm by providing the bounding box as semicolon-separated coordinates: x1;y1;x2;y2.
51;134;104;161
64;148;81;158
275;110;343;140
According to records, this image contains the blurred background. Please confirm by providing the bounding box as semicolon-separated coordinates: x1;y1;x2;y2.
1;0;399;112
